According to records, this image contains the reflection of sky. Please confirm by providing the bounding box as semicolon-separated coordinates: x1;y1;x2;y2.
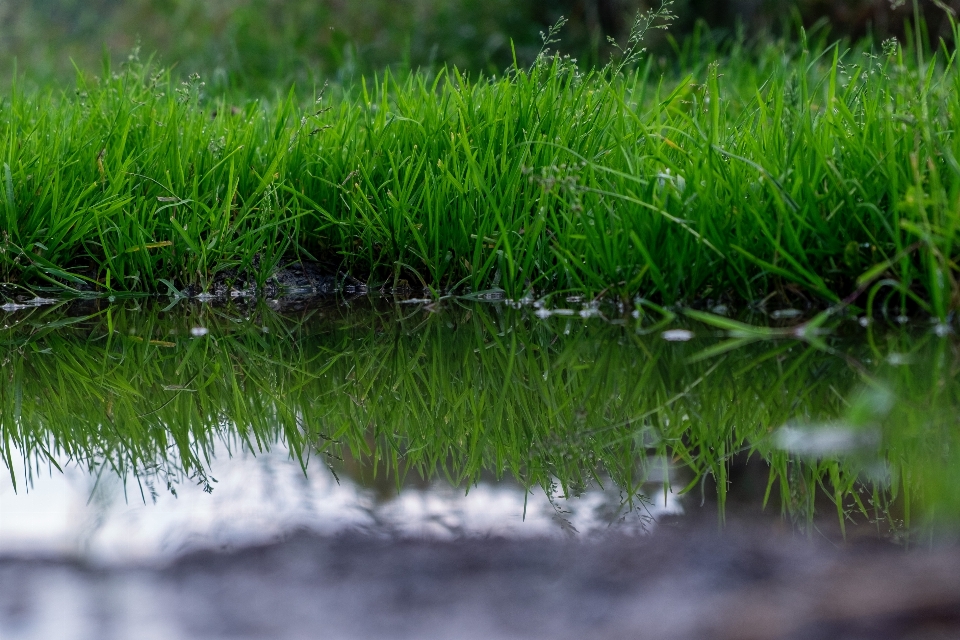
1;447;682;564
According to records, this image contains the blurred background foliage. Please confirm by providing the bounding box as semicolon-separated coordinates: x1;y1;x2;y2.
1;0;959;92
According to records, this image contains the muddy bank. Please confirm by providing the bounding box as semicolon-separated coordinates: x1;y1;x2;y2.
3;524;959;640
162;260;345;301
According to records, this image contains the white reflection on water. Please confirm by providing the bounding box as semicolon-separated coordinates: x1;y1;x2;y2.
774;424;881;457
0;447;682;564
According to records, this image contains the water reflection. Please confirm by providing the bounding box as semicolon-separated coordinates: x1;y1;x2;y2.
0;445;681;562
1;297;958;551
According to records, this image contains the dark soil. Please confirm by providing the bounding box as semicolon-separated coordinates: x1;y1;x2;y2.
178;260;342;300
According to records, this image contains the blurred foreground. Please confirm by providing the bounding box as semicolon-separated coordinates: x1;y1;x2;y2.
3;527;960;640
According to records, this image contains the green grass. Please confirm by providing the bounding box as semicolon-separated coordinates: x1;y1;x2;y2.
2;19;959;316
3;300;958;536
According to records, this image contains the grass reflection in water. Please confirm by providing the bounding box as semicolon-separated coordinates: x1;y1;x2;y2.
1;298;958;539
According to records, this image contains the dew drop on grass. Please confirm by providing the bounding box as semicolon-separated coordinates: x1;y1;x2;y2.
933;323;953;338
885;353;913;366
661;329;694;342
190;327;209;337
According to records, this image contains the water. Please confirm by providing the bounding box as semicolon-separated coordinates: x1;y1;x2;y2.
3;296;957;548
1;296;959;637
1;445;681;563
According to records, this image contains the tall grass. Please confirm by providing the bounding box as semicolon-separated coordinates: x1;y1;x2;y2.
2;300;958;534
2;19;959;315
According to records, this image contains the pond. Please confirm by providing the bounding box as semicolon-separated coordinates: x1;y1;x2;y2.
1;294;959;638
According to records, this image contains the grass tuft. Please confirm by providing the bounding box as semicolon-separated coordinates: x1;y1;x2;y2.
2;21;960;315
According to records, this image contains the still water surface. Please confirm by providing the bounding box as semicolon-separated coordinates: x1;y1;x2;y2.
1;296;958;560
